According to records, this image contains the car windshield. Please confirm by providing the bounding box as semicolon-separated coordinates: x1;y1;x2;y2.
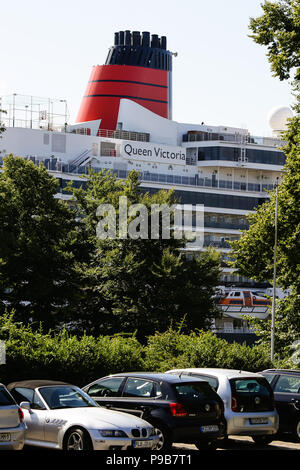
39;386;99;409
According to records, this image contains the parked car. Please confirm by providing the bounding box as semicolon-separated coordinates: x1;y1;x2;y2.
7;380;159;450
82;372;226;450
260;369;300;441
0;382;26;450
165;368;279;445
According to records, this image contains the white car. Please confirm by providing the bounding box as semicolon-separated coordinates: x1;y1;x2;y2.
7;380;159;450
0;382;26;450
165;368;279;445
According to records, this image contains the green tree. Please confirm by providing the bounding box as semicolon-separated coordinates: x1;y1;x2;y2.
69;170;221;339
230;116;300;290
230;0;300;356
0;155;87;328
249;0;300;81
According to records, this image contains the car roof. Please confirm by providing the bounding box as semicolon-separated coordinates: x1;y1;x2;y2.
262;369;300;375
166;368;264;379
7;380;71;391
103;372;208;384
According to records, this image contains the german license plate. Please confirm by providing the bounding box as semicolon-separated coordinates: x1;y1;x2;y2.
133;440;154;448
0;433;11;442
200;425;219;433
250;418;268;424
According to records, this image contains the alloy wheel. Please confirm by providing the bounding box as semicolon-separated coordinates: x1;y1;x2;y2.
66;430;85;450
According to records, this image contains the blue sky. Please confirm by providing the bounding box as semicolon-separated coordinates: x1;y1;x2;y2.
0;0;293;136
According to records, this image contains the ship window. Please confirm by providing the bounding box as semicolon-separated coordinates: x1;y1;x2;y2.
234;292;241;296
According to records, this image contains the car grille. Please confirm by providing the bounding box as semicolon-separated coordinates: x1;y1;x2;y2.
131;428;147;437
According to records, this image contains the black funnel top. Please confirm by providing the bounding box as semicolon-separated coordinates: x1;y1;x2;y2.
106;30;172;71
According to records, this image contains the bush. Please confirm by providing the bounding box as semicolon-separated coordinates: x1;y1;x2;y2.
143;328;273;372
0;316;274;387
0;315;143;386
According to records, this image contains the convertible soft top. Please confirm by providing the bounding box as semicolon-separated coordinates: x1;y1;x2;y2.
7;380;70;391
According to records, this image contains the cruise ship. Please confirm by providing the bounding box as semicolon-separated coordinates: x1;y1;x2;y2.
0;30;290;342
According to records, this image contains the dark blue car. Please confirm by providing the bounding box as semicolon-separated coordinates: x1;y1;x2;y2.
261;369;300;442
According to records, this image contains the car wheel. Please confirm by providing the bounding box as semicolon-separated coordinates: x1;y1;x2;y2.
153;425;172;451
294;419;300;442
64;427;92;451
251;435;273;446
194;440;217;451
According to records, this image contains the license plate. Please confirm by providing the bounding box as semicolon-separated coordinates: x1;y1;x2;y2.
200;425;219;433
0;433;11;442
133;440;154;448
250;418;268;424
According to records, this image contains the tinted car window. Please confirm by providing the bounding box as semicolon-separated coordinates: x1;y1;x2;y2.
14;387;46;410
123;378;156;398
274;375;300;394
14;387;34;403
0;386;15;406
262;374;276;384
232;378;270;394
190;374;218;391
153;382;163;397
88;377;124;397
174;382;217;401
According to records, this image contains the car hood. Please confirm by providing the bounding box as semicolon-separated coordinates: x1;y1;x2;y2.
46;406;151;429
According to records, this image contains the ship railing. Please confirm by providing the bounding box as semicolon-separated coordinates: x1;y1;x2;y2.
211;326;255;334
183;133;286;148
0;156;274;194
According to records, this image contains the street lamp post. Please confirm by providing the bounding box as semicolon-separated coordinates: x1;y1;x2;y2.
271;179;279;361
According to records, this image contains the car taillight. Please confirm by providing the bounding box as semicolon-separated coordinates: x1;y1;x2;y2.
18;407;24;422
169;402;188;417
231;396;240;412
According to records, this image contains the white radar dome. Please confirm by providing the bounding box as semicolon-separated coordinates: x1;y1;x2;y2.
268;106;293;134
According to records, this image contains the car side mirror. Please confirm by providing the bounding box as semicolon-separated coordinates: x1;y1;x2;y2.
20;401;33;414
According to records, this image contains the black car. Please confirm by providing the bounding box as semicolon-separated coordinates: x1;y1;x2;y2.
82;372;226;450
260;369;300;441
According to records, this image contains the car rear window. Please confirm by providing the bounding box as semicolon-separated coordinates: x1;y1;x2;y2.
0;386;15;406
230;377;274;412
231;377;271;395
173;382;217;402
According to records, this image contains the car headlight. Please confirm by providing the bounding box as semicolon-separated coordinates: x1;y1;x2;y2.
99;430;128;438
149;427;157;436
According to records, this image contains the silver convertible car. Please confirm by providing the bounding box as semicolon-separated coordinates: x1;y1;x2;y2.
7;380;159;450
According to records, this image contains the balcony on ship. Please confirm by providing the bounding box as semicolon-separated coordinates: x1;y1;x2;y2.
182;129;286;149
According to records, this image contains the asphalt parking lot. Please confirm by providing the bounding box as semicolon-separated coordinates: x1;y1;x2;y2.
174;435;300;451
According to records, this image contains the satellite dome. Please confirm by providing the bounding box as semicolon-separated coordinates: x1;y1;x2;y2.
268;106;293;134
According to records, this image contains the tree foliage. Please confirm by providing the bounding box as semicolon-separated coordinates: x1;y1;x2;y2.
230;115;300;290
230;1;300;355
0;157;221;336
249;0;300;81
0;155;87;328
68;170;221;339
